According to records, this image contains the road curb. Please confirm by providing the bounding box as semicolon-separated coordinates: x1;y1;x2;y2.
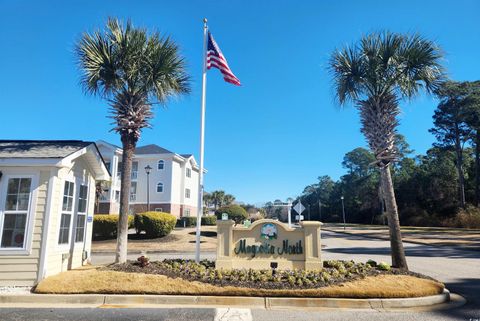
0;289;458;311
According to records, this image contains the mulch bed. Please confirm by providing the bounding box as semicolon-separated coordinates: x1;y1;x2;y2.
104;259;436;290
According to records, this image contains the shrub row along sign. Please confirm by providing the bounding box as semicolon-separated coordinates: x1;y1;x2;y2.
216;219;322;270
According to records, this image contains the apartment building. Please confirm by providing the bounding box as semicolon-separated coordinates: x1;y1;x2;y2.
95;141;201;217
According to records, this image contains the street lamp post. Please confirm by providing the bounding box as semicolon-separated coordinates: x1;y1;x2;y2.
318;200;322;221
145;165;152;212
341;196;346;230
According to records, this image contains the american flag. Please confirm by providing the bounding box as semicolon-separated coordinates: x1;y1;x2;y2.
206;32;241;86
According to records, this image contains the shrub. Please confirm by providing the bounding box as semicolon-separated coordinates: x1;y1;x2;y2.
176;215;217;227
201;215;217;225
445;206;480;228
215;205;248;224
137;255;150;267
135;212;176;238
148;259;376;290
93;214;133;240
377;262;391;271
366;259;377;267
182;216;197;227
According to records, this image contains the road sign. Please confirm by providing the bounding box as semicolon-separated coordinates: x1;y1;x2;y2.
293;202;305;214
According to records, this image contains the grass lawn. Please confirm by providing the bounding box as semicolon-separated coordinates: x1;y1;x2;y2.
34;266;444;299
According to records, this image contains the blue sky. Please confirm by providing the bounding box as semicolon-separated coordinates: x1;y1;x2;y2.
1;0;479;204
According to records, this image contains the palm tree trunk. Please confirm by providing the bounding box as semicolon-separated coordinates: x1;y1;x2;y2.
454;124;466;209
379;165;409;270
115;134;137;263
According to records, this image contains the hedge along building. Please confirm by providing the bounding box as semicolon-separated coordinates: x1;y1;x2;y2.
95;141;203;217
0;141;109;286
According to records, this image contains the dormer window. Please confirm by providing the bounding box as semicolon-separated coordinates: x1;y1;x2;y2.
157;160;164;170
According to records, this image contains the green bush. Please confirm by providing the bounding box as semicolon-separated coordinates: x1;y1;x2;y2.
176;215;217;227
93;214;133;240
377;262;391;271
215;205;248;224
181;216;197;227
366;259;377;267
201;215;217;225
135;212;176;238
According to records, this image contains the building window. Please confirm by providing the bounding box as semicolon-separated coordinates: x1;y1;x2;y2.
130;182;137;202
185;188;191;199
105;162;111;171
1;177;32;248
131;161;138;180
114;191;120;202
59;181;74;245
184;208;191;216
75;185;88;243
156;182;164;193
186;168;191;178
117;161;122;179
154;208;163;212
158;160;164;170
100;188;109;201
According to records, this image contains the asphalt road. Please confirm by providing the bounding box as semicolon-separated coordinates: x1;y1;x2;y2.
2;230;479;321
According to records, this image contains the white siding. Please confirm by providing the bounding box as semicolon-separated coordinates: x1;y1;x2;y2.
132;156;174;204
45;157;95;277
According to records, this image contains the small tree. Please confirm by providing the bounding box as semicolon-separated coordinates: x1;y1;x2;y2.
215;205;248;224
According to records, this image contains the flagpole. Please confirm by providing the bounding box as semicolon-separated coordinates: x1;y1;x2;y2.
195;18;208;263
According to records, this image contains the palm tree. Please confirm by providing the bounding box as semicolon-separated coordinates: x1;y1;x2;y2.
76;18;190;263
223;194;236;206
329;31;445;270
210;190;226;209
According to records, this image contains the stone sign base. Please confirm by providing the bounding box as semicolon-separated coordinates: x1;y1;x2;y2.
216;219;322;271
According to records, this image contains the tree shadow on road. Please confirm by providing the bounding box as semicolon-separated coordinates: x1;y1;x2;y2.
430;278;480;321
322;232;480;259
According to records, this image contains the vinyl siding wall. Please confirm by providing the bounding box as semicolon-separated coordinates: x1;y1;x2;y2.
0;168;50;286
44;157;95;278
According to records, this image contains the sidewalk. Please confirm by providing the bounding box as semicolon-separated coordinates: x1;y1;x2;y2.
0;290;463;312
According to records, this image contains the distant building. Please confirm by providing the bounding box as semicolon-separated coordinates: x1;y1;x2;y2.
95;141;202;217
0;140;109;286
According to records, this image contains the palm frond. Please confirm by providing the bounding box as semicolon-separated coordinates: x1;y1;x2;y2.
328;45;365;105
75;17;191;134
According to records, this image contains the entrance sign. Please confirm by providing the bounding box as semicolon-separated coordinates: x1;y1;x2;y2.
216;219;322;271
221;213;229;221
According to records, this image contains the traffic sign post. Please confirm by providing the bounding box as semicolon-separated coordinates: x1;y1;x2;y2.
293;202;306;224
